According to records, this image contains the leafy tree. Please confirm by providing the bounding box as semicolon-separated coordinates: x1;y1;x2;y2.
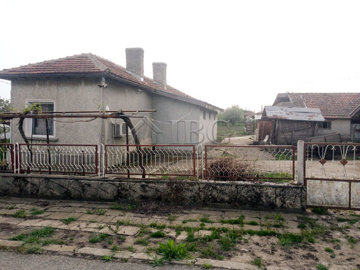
0;97;10;112
218;105;244;125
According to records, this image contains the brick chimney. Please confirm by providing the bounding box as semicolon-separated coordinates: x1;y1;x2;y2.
126;48;144;79
152;62;167;88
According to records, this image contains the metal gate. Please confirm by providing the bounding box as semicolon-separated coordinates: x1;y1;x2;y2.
304;142;360;210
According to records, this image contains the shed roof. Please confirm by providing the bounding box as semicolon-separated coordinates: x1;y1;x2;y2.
262;106;325;121
0;53;221;112
273;93;360;119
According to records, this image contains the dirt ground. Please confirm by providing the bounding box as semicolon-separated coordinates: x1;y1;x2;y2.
0;197;359;270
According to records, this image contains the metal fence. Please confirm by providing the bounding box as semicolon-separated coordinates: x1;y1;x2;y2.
0;144;15;173
18;144;98;175
1;143;297;182
304;142;360;210
105;144;196;177
204;145;296;181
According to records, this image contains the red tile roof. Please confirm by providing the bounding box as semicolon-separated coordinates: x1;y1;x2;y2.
0;53;221;111
274;93;360;119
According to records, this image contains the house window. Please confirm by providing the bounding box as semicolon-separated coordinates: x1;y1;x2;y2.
318;121;331;129
30;102;54;136
203;111;206;120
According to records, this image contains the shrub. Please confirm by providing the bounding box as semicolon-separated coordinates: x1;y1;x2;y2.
207;158;253;181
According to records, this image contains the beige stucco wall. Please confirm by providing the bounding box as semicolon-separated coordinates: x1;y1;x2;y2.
11;78;103;144
317;119;351;140
152;95;217;145
10;77;217;146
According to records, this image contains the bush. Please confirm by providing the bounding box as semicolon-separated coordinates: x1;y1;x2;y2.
207;158;253;181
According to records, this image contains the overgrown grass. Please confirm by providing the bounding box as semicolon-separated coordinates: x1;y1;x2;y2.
61;217;77;225
30;208;45;216
13;209;26;218
10;227;56;245
220;216;245;226
158;240;188;261
251;257;263;268
311;207;329;215
150;231;166;238
89;233;109;243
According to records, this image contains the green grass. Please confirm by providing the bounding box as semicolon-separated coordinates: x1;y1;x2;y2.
246;221;259;226
200;215;214;224
89;233;109;243
158;240;188;261
220;216;244;226
10;227;56;245
127;246;136;252
13;209;26;218
102;255;113;262
61;217;77;225
217;122;246;142
202;263;213;269
150;223;166;230
167;215;178;222
317;264;328;270
324;247;333;253
278;232;303;246
311;207;329;215
150;256;164;267
135;238;149;246
251;257;263;268
150;231;165;238
30;208;45;216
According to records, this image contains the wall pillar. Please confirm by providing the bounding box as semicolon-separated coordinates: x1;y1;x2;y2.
297;140;305;185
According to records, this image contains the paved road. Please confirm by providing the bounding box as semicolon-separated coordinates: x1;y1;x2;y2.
0;251;205;270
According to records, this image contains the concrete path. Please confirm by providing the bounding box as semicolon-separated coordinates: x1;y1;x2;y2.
221;135;255;145
0;197;359;270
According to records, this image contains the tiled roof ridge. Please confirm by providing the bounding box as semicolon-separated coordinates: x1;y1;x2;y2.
85;53;109;72
0;53;92;73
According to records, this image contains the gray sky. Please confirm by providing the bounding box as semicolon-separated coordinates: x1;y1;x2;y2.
1;0;360;112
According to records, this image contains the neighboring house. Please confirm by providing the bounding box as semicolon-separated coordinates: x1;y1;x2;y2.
272;93;360;142
0;48;221;145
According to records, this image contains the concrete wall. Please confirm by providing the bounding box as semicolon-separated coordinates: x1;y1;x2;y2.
0;174;306;210
10;77;217;146
152;95;217;145
317;119;351;141
11;78;102;145
102;79;153;145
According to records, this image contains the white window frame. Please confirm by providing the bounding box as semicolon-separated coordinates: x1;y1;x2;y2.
25;99;56;139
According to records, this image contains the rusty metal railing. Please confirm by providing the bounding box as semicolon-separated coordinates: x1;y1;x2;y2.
18;144;98;175
204;145;296;181
104;144;196;178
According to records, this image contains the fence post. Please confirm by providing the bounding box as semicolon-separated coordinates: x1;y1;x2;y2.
297;140;305;185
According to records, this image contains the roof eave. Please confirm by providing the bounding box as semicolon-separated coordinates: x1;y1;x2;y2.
105;73;223;112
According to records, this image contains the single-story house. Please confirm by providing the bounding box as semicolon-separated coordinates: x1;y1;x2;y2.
272;93;360;142
0;48;221;146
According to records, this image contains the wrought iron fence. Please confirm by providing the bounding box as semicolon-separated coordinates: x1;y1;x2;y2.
204;145;296;181
105;144;196;177
0;144;14;173
18;144;98;175
304;143;360;180
304;142;360;210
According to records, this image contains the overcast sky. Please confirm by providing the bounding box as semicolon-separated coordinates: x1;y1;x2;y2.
1;0;360;112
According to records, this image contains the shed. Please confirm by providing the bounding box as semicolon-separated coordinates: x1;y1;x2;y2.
260;106;325;145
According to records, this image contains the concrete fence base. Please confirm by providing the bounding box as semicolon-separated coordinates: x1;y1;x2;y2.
0;174;306;211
